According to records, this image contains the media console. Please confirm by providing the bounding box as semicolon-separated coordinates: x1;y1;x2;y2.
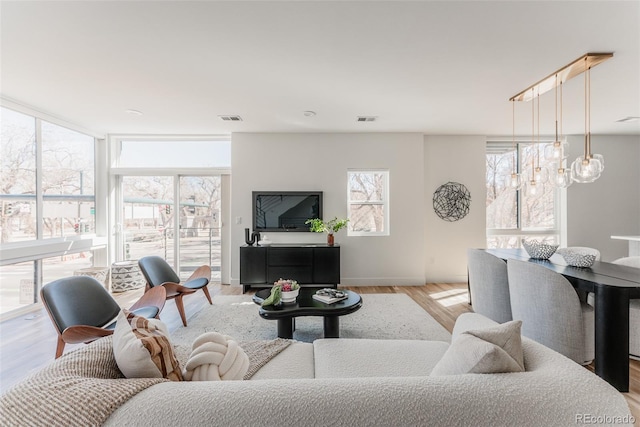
240;244;340;293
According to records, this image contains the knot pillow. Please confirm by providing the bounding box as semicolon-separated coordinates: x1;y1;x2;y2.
183;332;249;381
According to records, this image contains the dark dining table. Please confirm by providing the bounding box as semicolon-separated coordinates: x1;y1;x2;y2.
486;248;640;392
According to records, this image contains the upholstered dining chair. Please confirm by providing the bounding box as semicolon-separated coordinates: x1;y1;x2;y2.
507;259;594;365
41;275;166;358
137;256;212;327
466;249;512;323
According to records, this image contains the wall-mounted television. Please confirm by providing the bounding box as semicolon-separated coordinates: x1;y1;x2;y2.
252;191;323;232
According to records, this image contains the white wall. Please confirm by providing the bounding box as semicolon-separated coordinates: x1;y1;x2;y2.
231;133;425;286
566;134;640;261
229;132;639;285
424;136;487;282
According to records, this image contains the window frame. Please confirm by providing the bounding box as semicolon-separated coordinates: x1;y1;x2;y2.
0;101;104;318
485;140;564;248
347;169;390;237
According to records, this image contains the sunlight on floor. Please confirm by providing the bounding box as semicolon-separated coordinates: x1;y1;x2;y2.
428;289;469;307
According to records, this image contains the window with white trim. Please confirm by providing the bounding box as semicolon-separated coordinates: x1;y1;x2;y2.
486;141;561;248
347;170;389;236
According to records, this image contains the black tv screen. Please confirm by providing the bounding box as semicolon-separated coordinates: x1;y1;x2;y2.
253;191;322;232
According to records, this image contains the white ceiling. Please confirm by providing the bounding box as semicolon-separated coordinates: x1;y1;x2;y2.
1;1;639;137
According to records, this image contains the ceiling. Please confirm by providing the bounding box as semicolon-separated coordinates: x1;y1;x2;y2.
1;1;639;137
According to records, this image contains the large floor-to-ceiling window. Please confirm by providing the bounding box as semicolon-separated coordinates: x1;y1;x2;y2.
111;137;230;282
0;105;102;317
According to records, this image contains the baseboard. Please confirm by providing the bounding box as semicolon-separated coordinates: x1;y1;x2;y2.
339;277;425;286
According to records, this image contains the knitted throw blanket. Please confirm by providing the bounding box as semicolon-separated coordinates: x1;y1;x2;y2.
0;337;291;427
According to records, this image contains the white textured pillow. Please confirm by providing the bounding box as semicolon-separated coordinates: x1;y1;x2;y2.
430;320;524;376
113;309;182;381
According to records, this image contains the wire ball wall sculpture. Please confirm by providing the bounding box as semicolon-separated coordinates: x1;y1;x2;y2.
432;182;471;222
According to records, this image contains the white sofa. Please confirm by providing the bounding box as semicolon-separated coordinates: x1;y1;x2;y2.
102;313;633;427
1;313;633;426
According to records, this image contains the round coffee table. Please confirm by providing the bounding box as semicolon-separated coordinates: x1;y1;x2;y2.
252;287;362;339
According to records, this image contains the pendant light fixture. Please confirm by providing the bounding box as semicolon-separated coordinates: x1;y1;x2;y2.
546;74;569;162
508;53;612;187
533;92;548;184
508;100;523;190
552;77;572;188
571;58;604;183
525;89;541;198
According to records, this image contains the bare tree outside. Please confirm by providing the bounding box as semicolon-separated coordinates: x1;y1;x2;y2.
121;175;222;281
486;142;558;248
348;171;387;234
1;108;36;243
1;108;94;244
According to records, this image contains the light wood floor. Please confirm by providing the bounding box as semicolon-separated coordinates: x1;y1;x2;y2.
0;282;638;422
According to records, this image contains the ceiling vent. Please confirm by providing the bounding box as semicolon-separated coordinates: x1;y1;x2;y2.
219;115;243;121
356;116;377;122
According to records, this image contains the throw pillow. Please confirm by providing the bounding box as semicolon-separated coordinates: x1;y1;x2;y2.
430;320;524;376
183;332;249;381
113;309;182;381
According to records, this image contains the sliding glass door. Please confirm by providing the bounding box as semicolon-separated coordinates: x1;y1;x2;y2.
118;175;221;282
178;176;221;282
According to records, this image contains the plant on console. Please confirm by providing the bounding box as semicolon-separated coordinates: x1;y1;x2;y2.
305;217;349;246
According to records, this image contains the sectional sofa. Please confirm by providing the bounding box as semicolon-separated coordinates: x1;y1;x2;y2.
1;313;633;426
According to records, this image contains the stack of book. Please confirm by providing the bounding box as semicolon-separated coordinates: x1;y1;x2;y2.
312;288;348;304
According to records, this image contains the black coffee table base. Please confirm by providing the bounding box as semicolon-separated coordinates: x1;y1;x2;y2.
276;315;339;339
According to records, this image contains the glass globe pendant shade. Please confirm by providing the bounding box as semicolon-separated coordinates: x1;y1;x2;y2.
524;179;542;198
507;173;523;190
571;156;602;183
590;153;605;172
552;168;572;188
544;140;569;160
533;166;549;183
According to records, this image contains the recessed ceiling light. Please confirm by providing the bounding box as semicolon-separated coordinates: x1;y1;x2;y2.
303;111;316;117
616;116;640;123
219;115;243;121
125;109;143;116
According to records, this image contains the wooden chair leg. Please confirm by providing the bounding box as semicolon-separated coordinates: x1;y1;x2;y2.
55;336;66;359
202;285;213;305
175;294;188;327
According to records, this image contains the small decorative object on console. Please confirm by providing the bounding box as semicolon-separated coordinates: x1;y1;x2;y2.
262;279;300;306
556;248;597;268
521;239;559;260
313;288;348;304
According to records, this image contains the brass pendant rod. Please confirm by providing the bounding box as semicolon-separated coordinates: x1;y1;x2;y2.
512;100;517;174
531;88;535;177
510;52;613;102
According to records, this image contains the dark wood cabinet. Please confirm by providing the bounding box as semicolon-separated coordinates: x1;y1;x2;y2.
240;245;340;292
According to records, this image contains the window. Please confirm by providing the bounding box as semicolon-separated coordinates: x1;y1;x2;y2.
0;105;98;318
347;170;389;236
486;141;560;248
42;121;95;238
118;139;230;168
1;108;36;242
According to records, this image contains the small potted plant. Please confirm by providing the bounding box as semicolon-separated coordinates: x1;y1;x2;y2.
261;278;300;306
305;217;349;246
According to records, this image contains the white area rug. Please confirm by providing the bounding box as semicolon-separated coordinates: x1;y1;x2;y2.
170;293;451;348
